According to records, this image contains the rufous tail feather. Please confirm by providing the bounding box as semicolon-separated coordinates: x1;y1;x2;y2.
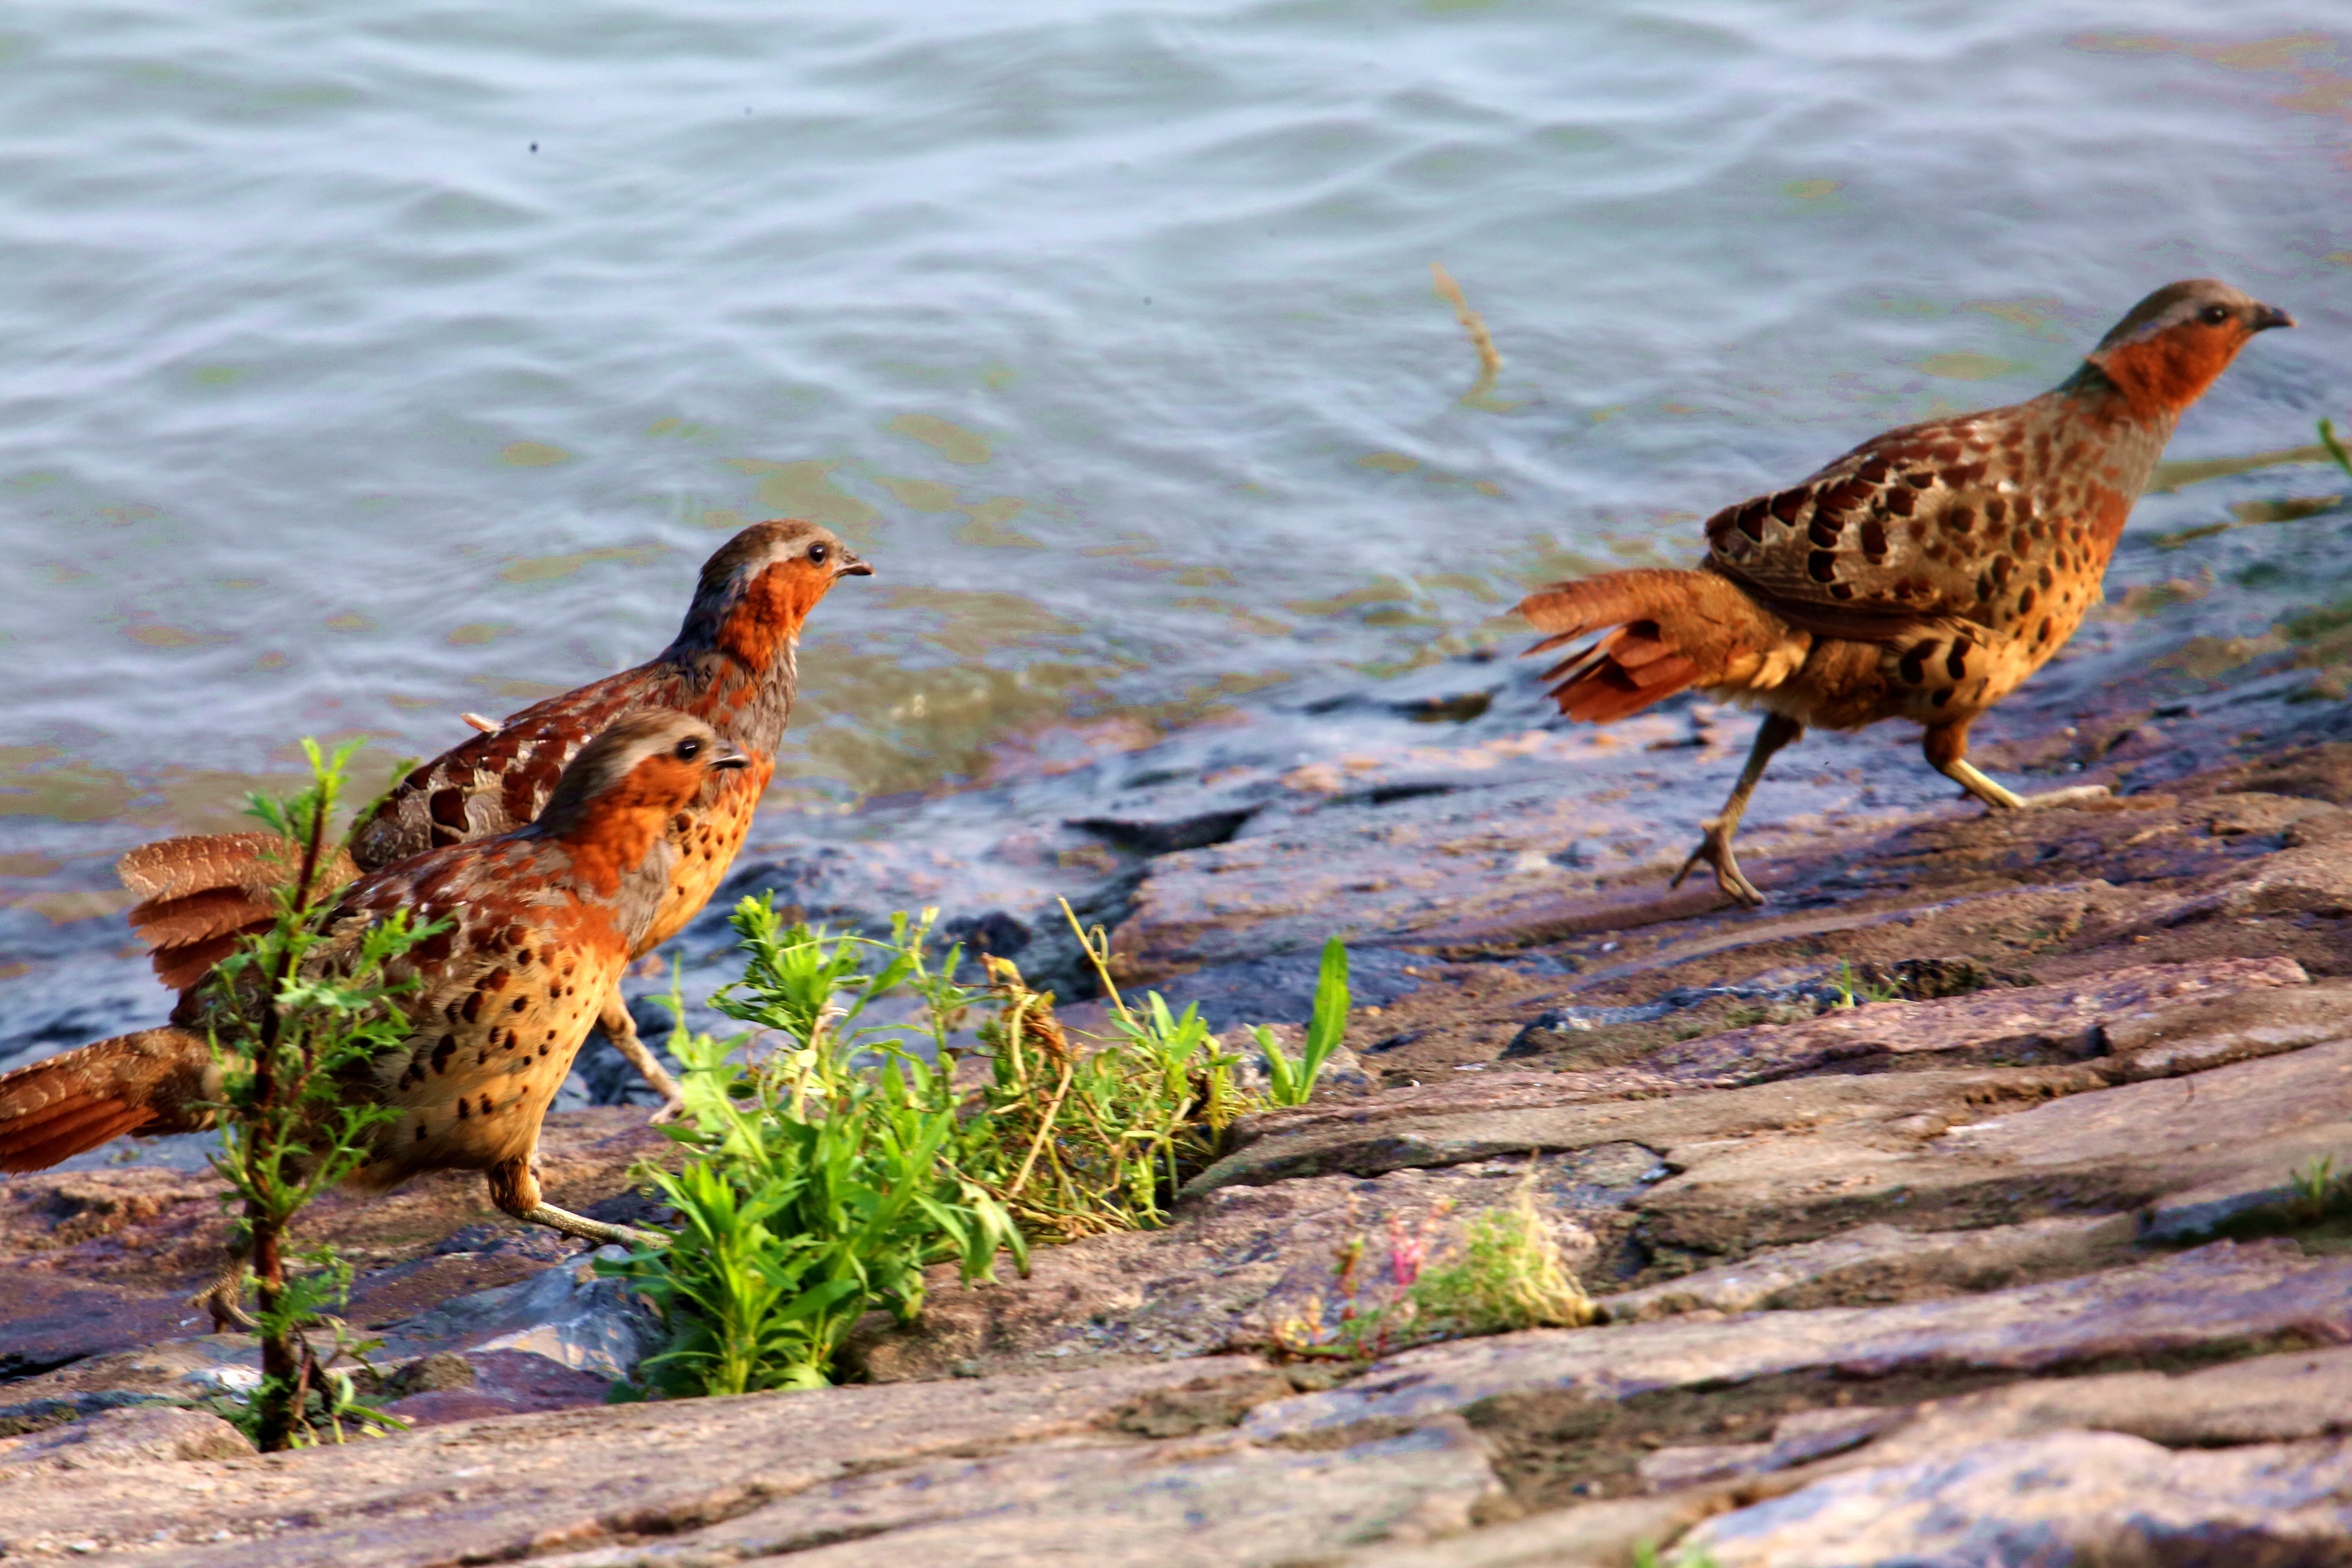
1519;568;1797;723
0;1029;219;1172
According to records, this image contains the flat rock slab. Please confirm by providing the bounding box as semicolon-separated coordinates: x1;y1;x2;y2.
1687;1430;2352;1568
0;1403;252;1473
528;1419;1499;1568
1242;1241;2352;1440
1936;1034;2352;1240
1608;955;2313;1089
0;1356;1290;1566
0;1273;203;1379
1599;1214;2135;1321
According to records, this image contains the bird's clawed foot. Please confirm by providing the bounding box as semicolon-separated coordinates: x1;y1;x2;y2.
191;1269;256;1334
646;1090;688;1128
1669;816;1766;908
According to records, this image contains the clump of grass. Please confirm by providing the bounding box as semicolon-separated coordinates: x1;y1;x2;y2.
606;904;1023;1395
1412;1171;1599;1338
2292;1154;2342;1224
606;898;1355;1394
1270;1165;1597;1361
1824;961;1900;1009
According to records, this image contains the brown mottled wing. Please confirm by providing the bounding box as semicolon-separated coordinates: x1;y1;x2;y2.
350;663;694;871
1702;399;2063;638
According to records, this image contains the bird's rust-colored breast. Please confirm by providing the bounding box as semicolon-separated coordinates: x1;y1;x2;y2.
641;755;774;953
340;850;637;1189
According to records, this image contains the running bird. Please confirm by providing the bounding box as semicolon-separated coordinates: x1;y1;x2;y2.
119;519;871;1119
1520;278;2293;904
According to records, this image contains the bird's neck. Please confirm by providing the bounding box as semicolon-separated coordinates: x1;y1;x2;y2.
655;628;802;756
2066;336;2234;428
532;787;682;912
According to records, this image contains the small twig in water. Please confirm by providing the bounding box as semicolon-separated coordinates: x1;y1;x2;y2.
1431;263;1510;410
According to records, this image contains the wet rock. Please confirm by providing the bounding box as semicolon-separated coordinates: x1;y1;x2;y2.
0;1273;203;1379
1685;1430;2352;1568
380;1245;660;1379
941;906;1033;958
380;1350;474;1398
530;1417;1501;1568
1935;1038;2352;1241
1071;807;1259;855
0;1335;261;1405
376;1349;615;1430
1508;956;2307;1082
1241;1242;2352;1440
0;1389;176;1440
2105;978;2352;1080
1856;1343;2352;1463
1188;1066;2041;1196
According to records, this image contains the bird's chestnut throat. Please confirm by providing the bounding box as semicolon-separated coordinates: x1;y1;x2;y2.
2085;328;2251;424
710;562;833;673
537;755;705;897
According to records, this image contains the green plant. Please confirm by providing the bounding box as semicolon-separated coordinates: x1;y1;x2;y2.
2321;417;2352;480
1271;1165;1597;1360
205;738;429;1449
1825;961;1900;1009
1632;1543;1722;1568
1252;937;1351;1107
607;905;1022;1396
2292;1154;2341;1223
1411;1169;1599;1337
961;941;1248;1236
606;898;1293;1395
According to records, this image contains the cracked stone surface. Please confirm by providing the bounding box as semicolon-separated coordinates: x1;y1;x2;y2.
17;679;2352;1563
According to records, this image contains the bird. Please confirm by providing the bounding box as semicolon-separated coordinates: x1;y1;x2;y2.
0;710;750;1324
118;519;871;1120
1520;278;2293;905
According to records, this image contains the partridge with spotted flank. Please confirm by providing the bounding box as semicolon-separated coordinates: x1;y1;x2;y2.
120;519;870;1119
0;711;749;1318
1520;278;2292;904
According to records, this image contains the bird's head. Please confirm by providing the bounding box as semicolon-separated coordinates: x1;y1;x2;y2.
535;709;751;842
2082;278;2293;418
675;519;872;668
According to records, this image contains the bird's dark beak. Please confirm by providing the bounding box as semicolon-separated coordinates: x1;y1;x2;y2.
2252;302;2295;332
710;742;751;771
837;550;874;577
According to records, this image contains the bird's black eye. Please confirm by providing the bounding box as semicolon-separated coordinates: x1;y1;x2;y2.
2200;304;2232;326
676;737;701;760
808;542;829;565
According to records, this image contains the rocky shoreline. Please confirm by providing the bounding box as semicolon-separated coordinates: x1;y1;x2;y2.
13;500;2352;1559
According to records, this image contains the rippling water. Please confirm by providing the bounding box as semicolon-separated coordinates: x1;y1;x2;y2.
1;1;2348;965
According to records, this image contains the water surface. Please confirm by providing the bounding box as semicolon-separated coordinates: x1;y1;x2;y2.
1;1;2347;1040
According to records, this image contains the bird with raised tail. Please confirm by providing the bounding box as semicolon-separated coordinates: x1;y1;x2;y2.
1520;278;2294;904
118;518;871;1120
0;711;750;1322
